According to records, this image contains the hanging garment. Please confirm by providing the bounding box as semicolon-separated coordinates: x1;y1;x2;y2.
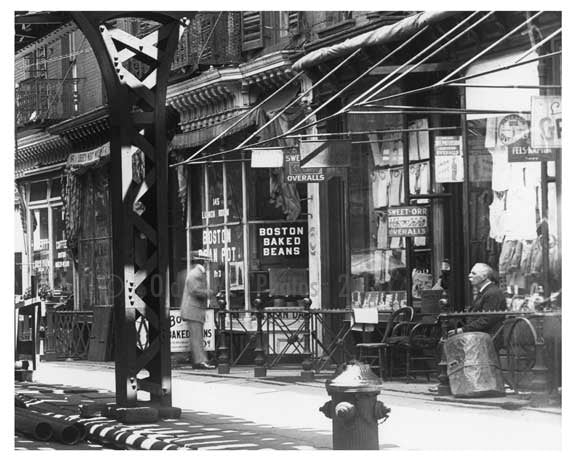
389;167;404;206
418;161;430;197
504;186;537;241
408;120;420;161
529;236;543;274
417;119;430;160
489;190;507;243
499;239;521;274
376;212;388;249
488;146;511;191
520;240;534;274
372;169;390;208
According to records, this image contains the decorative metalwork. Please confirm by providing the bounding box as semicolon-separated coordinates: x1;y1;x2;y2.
44;311;93;359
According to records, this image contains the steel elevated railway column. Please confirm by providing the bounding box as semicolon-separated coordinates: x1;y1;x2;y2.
71;12;189;410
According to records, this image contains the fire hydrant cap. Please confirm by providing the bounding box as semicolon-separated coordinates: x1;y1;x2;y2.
326;361;383;393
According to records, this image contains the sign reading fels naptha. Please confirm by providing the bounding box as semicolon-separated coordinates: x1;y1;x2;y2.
387;206;429;237
257;223;308;263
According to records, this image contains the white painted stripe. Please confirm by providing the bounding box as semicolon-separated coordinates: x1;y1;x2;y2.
200;443;259;450
172;435;222;442
140;439;157;449
125;434;142;445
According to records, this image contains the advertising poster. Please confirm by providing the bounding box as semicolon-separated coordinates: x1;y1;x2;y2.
434;135;463;183
531;96;561;149
169;309;215;353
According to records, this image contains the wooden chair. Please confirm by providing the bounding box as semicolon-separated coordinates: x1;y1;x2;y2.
405;321;442;381
356;307;414;379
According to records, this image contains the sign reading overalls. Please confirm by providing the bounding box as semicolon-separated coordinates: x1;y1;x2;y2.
169;309;215;352
387;206;429;237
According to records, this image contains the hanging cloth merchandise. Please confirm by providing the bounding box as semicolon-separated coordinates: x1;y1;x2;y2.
504;186;537;241
520;240;534;274
409;163;426;247
62;142;111;264
389;167;404;206
489;190;507;243
256;105;303;221
488;146;511;192
372;169;390;208
376;211;388;249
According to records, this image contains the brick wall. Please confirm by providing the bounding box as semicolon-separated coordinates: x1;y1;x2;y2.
74;29;105;111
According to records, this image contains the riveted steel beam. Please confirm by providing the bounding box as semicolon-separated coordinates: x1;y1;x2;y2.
71;12;189;409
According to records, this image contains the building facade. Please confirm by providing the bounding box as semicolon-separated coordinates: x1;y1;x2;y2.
15;11;562;365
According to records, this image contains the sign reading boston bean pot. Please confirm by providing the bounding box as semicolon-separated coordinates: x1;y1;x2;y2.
257;222;308;264
387;206;429;237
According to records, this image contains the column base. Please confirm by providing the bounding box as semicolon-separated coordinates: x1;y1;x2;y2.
254;366;267;378
300;370;315;380
218;364;230;374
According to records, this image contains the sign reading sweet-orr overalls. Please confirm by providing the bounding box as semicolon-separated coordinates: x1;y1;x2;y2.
168;309;215;352
387;206;429;237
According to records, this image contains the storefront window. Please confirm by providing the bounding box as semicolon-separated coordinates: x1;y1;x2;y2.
78;169;113;308
467;115;560;301
347;110;434;310
27;178;74;298
465;52;561;307
52;205;73;294
186;159;309;310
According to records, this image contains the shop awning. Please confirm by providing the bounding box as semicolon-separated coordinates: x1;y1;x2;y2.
292;11;455;71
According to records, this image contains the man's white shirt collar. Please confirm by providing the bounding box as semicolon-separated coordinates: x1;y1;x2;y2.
478;280;491;293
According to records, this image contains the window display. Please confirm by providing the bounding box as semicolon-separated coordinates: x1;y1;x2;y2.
28;178;74;299
349;115;434;310
467;114;560;304
186;158;309;311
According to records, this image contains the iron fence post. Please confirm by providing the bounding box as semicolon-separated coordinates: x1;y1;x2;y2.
300;297;314;379
253;295;267;377
216;292;230;374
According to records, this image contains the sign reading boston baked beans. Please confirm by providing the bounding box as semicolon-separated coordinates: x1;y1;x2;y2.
257;222;308;264
387;206;429;237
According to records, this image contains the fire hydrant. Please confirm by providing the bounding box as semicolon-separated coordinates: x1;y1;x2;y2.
319;361;390;450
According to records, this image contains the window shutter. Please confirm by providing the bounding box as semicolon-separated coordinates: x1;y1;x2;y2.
288;12;301;33
241;11;264;51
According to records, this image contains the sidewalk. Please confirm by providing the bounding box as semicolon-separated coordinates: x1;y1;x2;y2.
15;360;562;450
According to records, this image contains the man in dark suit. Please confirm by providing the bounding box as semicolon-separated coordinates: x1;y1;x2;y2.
180;252;216;369
449;263;507;336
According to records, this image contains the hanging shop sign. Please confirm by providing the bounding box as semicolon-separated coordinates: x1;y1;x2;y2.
508;136;555;162
284;147;325;182
256;222;308;263
387;206;429;237
300;140;351;168
531;96;561;149
250;148;285;168
434;136;463;183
